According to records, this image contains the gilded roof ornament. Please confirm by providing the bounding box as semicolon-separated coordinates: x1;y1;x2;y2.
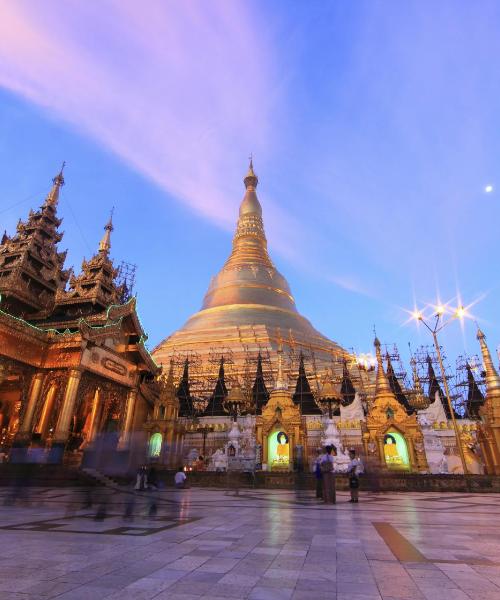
44;162;65;208
99;208;114;255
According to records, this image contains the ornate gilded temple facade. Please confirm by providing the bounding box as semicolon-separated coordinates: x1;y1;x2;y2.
1;161;499;478
0;168;160;467
148;162;497;476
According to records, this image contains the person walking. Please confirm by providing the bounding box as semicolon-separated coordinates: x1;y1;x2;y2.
320;445;336;504
134;465;147;491
348;449;364;503
313;449;323;500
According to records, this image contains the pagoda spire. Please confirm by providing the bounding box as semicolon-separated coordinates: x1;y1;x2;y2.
50;213;124;320
372;336;407;421
203;357;229;417
477;328;500;410
374;337;392;397
476;327;500;473
252;352;270;414
0;167;69;317
165;359;175;391
426;355;453;419
409;357;428;410
465;362;484;419
341;358;356;406
226;158;270;266
43;162;65;208
177;358;194;417
98;209;114;255
274;341;288;391
293;351;322;414
243;156;258;189
386;352;414;414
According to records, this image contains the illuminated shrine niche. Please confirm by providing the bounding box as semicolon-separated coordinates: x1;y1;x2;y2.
383;431;410;470
268;430;290;469
149;432;163;458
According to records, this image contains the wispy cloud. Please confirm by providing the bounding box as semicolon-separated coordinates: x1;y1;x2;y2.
0;0;277;228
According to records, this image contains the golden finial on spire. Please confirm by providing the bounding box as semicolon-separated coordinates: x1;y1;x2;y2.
44;161;66;207
98;207;114;255
243;155;258;189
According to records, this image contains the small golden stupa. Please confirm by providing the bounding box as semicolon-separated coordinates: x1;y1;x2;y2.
153;161;346;376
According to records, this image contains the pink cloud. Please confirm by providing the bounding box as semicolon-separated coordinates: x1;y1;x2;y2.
0;1;279;229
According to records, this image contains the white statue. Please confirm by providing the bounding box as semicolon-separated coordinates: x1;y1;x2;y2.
322;418;351;472
241;414;256;458
228;420;241;444
423;434;446;474
417;413;432;428
211;447;228;472
186;448;199;465
418;390;447;425
340;392;365;422
438;455;449;474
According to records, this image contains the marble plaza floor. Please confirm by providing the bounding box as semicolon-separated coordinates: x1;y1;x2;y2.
0;486;499;600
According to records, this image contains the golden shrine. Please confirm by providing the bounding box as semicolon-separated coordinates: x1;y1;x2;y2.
0;168;160;467
364;338;428;473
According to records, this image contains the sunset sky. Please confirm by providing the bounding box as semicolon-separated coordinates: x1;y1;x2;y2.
0;0;499;372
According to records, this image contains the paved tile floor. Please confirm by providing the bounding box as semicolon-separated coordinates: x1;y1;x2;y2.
0;486;499;600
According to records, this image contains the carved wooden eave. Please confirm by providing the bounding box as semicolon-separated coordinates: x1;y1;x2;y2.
78;317;123;342
139;380;159;406
106;298;158;374
0;308;81;369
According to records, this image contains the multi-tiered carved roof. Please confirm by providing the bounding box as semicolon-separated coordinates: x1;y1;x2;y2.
47;213;126;324
0;167;70;317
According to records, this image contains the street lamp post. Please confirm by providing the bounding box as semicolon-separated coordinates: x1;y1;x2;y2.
412;305;469;475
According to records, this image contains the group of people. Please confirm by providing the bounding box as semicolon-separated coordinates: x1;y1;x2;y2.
314;446;364;504
134;464;158;491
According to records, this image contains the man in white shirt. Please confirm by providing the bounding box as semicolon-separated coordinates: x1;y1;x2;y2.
174;467;187;489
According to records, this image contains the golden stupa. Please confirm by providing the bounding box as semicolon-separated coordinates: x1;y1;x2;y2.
153;161;346;379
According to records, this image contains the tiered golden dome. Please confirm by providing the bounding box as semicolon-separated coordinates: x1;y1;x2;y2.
153;161;345;375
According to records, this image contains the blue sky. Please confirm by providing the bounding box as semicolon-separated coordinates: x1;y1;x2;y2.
0;1;499;374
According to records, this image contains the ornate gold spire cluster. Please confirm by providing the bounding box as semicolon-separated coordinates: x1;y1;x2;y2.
477;328;500;416
409;357;428;410
371;336;409;422
54;211;125;317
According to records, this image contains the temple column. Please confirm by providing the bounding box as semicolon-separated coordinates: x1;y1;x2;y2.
166;426;175;466
86;388;101;444
377;436;385;469
35;385;56;438
53;368;82;444
17;371;45;438
118;388;137;450
407;437;417;472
